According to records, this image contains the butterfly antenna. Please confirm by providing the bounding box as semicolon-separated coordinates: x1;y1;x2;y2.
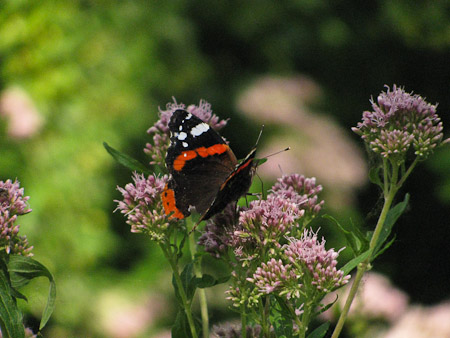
261;147;291;160
255;125;264;147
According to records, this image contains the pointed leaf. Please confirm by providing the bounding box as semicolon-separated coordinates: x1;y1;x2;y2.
373;194;409;258
372;235;396;260
103;142;151;174
315;295;338;316
0;267;25;338
307;322;330;338
324;215;368;255
196;274;230;288
8;255;56;330
172;263;196;306
171;308;192;338
368;167;383;189
341;250;371;275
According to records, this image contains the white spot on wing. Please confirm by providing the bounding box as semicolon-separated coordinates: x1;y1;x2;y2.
191;123;210;137
186;113;192;120
182;142;188;147
179;125;183;131
178;132;188;140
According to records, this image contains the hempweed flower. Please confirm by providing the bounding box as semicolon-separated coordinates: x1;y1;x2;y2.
144;99;228;167
0;179;33;256
247;258;300;299
115;173;172;242
231;174;324;260
246;229;349;302
352;85;447;163
284;229;350;293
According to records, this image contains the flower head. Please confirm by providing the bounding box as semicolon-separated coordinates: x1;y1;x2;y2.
144;99;228;167
247;258;300;299
284;229;350;293
115;173;173;242
353;85;447;163
0;179;33;256
271;174;324;218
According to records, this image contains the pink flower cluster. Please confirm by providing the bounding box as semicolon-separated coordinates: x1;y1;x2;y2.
352;85;447;162
115;173;171;242
284;229;350;293
0;179;33;256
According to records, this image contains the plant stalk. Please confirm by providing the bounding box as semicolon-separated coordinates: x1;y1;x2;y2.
331;162;399;338
189;230;209;338
160;243;198;338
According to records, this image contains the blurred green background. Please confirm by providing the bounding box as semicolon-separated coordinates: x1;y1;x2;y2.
1;1;449;337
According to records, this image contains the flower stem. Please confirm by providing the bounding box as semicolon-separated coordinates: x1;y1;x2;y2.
160;243;198;338
189;229;209;338
240;304;247;338
331;163;399;338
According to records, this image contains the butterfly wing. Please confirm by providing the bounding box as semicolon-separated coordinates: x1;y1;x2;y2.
163;109;238;218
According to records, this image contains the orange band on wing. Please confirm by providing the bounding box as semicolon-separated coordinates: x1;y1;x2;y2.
162;184;185;219
173;144;229;171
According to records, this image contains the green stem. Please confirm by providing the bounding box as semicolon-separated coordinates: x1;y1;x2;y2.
241;303;247;338
188;231;209;338
160;243;198;338
397;157;419;189
259;299;270;337
331;163;399;338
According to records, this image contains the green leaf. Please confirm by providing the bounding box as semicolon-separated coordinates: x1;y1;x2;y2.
8;255;56;330
315;295;338;316
172;263;196;306
196;274;230;288
103;142;151;174
341;250;371;275
307;322;330;338
368;167;383;189
372;235;396;260
373;194;409;258
171;309;193;338
324;215;368;255
0;264;25;338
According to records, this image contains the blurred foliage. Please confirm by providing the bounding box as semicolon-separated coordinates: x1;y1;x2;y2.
0;0;449;336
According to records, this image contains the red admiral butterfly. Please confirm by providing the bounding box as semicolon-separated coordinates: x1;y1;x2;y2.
162;109;257;223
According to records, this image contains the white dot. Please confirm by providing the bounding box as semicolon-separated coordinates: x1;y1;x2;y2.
178;132;188;140
190;123;210;137
182;142;188;147
186;113;192;120
179;125;183;131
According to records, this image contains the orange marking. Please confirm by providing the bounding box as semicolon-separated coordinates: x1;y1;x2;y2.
235;158;252;173
161;185;185;219
220;159;254;189
173;144;229;170
173;150;197;171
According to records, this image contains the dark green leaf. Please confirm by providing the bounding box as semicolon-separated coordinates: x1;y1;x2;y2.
341;250;371;275
0;268;25;338
196;274;230;288
103;142;151;174
372;235;396;260
368;167;383;189
172;263;196;306
315;295;338;316
373;194;409;258
8;255;56;330
323;215;368;255
307;322;330;338
171;308;192;338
